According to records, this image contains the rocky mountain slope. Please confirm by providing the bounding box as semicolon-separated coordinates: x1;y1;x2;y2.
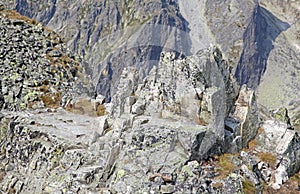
0;0;299;193
3;0;299;129
0;8;92;112
4;0;192;102
1;43;299;193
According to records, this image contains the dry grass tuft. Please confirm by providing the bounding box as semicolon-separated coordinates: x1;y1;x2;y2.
242;178;256;194
65;98;107;117
290;173;300;183
41;92;62;109
257;152;276;167
247;139;257;151
216;154;237;178
258;127;264;134
211;182;223;190
195;117;208;126
38;84;49;93
1;10;36;25
96;104;106;116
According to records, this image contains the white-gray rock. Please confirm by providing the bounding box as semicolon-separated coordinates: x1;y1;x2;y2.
231;85;259;147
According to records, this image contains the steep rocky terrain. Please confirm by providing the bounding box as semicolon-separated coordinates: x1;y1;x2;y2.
3;0;299;129
204;0;300;129
1;44;299;193
0;0;299;193
0;8;92;112
255;0;300;129
3;0;192;101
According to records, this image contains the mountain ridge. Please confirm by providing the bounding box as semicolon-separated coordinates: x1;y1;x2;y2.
0;1;299;193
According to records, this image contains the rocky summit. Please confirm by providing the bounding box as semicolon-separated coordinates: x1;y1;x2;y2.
0;1;300;194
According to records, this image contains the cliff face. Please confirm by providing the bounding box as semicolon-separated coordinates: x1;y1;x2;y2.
235;5;290;89
255;1;300;129
204;0;299;128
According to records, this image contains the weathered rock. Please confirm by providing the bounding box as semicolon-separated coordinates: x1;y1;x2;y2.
160;184;175;193
0;110;116;193
0;79;4;110
255;119;300;189
131;100;145;116
272;158;289;190
230;85;259;148
271;107;293;129
96;116;109;136
120;48;238;160
0;3;4;11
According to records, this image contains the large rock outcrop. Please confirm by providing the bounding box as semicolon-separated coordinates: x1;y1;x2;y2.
111;46;240;161
256;119;300;189
226;85;259;149
204;0;299;127
0;43;264;193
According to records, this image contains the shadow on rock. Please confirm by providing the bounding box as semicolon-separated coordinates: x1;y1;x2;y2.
235;5;290;89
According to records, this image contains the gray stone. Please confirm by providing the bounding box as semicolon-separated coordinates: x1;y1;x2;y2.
256;119;300;189
96;116;109;136
272;158;289;190
231;85;258;147
131;100;145;115
0;2;298;192
160;184;175;193
0;4;4;11
257;119;300;164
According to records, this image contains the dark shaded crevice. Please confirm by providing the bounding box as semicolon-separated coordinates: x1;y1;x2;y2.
190;131;224;162
235;5;290;89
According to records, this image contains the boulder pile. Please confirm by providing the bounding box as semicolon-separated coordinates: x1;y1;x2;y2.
0;9;91;111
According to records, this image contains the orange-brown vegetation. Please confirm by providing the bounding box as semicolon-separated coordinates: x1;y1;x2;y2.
215;153;237;178
211;182;223;190
96;104;106;116
257;152;276;167
258;127;264;134
65;98;107;117
195;116;208;126
242;178;256;194
1;10;36;25
38;84;49;93
246;139;257;151
41;92;62;109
